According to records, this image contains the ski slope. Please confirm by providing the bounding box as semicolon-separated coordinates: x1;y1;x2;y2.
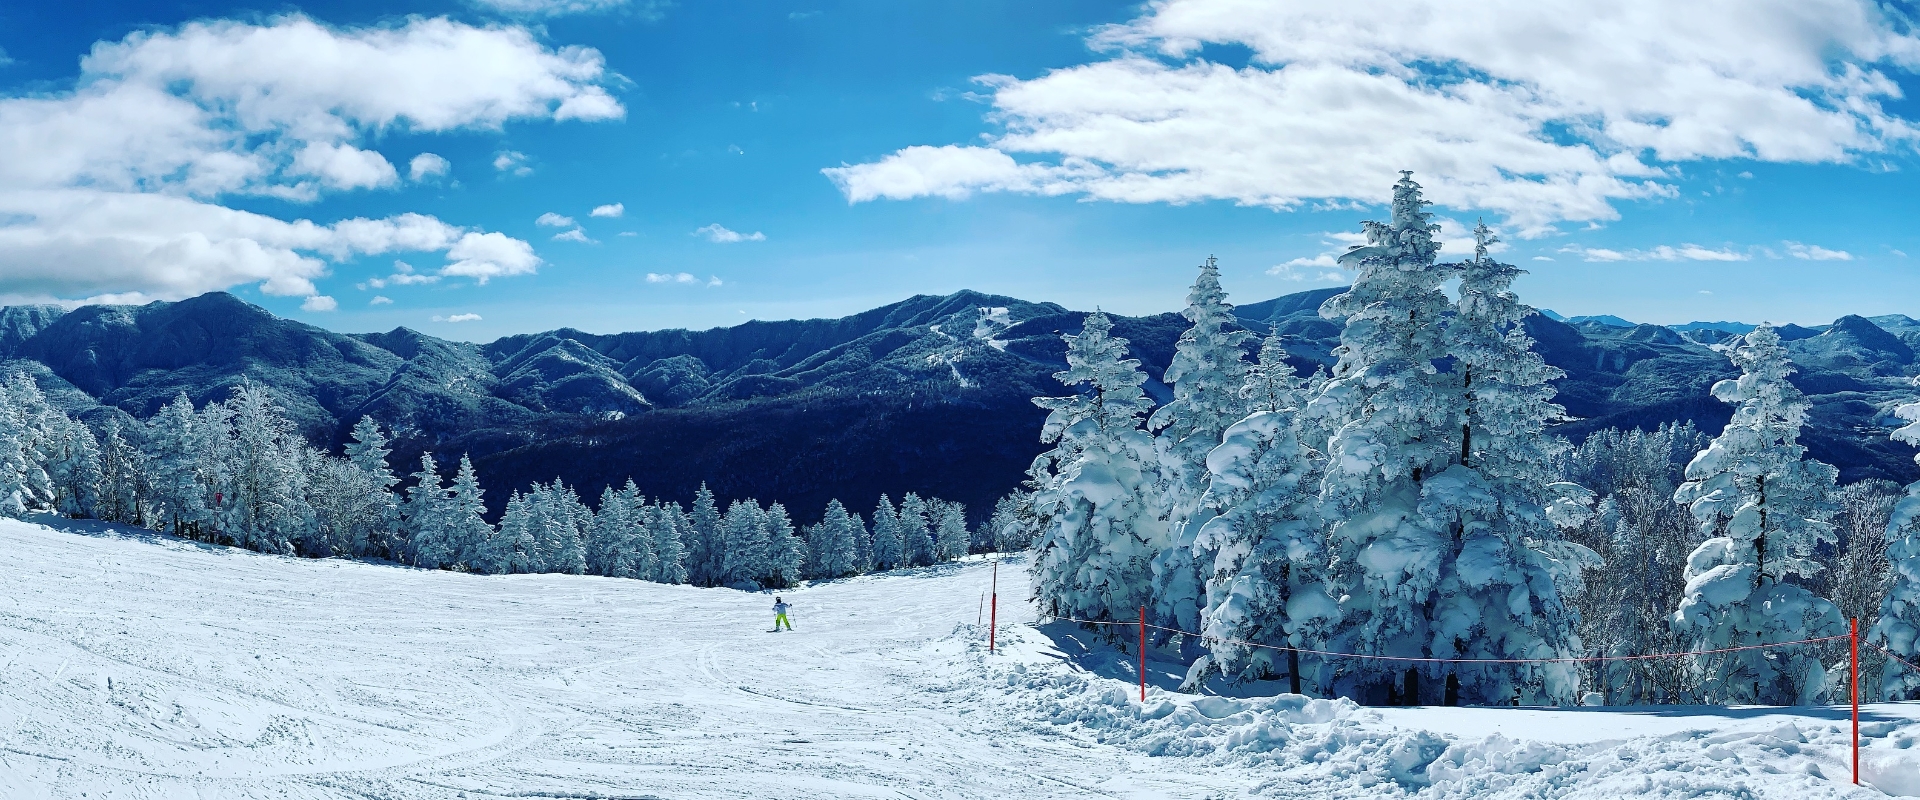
5;516;1920;799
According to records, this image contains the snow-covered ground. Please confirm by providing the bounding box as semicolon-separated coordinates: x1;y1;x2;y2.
6;516;1920;799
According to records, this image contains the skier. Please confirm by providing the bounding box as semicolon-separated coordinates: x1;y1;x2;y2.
772;597;793;632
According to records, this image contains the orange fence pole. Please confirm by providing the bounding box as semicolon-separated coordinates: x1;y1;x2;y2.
1853;616;1860;786
988;560;998;654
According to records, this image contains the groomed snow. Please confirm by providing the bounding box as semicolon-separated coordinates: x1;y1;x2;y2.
7;516;1920;798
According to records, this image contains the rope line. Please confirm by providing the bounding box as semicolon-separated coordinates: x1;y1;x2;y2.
1039;613;1849;665
1875;643;1920;678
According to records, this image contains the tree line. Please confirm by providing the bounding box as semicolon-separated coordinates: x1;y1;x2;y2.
0;379;1027;591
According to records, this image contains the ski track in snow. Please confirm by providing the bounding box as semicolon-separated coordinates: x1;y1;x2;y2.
7;517;1920;799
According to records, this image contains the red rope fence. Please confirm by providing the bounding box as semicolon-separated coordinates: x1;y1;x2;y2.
992;603;1871;786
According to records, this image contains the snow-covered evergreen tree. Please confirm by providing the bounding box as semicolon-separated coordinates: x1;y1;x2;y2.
306;451;383;557
405;454;452;568
221;382;311;554
1426;222;1596;705
0;388;30;518
46;416;101;518
3;375;58;512
870;494;903;571
933;500;969;562
1187;335;1338;692
1868;390;1920;699
620;481;659;581
589;485;634;577
1150;257;1254;633
721;499;768;587
687;484;725;586
478;490;538;574
344;417;401;559
849;506;872;573
1305;173;1464;702
652;501;690;584
1028;310;1165;626
763;502;805;587
1672;324;1844;705
535;481;589;575
900;493;934;567
809;499;860;579
441;455;493;570
146;394;207;536
95;417;147;525
988;490;1038;553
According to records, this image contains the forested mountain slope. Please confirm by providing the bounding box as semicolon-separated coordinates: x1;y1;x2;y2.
0;288;1911;521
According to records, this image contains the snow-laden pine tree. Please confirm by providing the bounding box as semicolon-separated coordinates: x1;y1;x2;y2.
405;454;453;568
900;493;935;567
1149;257;1253;634
809;499;861;579
849;503;873;573
1426;222;1596;705
1187;335;1338;693
441;455;494;570
0;387;31;517
1672;324;1844;705
46;416;101;518
220;382;311;554
1869;391;1920;699
651;501;690;584
589;485;635;577
96;417;146;525
687;484;725;586
870;494;903;571
618;481;659;581
147;394;207;536
933;501;969;562
3;375;58;512
477;490;538;574
1304;173;1463;702
306;451;383;557
536;481;589;575
193;398;236;542
721;499;768;587
1028;310;1165;625
344;417;401;559
763;502;805;587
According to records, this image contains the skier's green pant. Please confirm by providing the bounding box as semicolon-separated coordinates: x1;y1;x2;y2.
775;613;792;631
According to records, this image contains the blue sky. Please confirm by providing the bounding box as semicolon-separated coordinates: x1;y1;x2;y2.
3;0;1920;340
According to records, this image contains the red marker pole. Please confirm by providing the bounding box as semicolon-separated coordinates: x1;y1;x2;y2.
1853;617;1860;785
988;560;998;654
1138;606;1147;703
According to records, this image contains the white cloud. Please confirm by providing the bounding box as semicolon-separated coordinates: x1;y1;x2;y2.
442;232;539;283
360;260;443;289
408;152;450;181
432;312;482;322
1786;241;1853;260
1531;256;1554;262
370;295;393;304
536;212;576;227
1700;290;1714;294
826;0;1920;231
493;151;532;176
300;295;338;311
469;0;668;19
647;272;698;284
707;275;723;287
590;202;623;217
0;16;614;301
693;223;766;243
552;227;593;243
1563;244;1749;262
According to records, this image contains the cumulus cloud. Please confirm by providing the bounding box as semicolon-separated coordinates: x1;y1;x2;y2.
408;152;450;181
552;228;593;243
590;202;623;217
359;260;441;289
370;295;393;304
647;272;698;283
0;16;616;302
693;223;765;243
432;312;482;322
536;212;576;227
1786;241;1853;260
825;0;1920;231
301;295;338;311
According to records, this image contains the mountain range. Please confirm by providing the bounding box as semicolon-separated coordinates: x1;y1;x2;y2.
1;289;1914;523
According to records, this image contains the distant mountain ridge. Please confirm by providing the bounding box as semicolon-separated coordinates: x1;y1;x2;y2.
1;289;1914;522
